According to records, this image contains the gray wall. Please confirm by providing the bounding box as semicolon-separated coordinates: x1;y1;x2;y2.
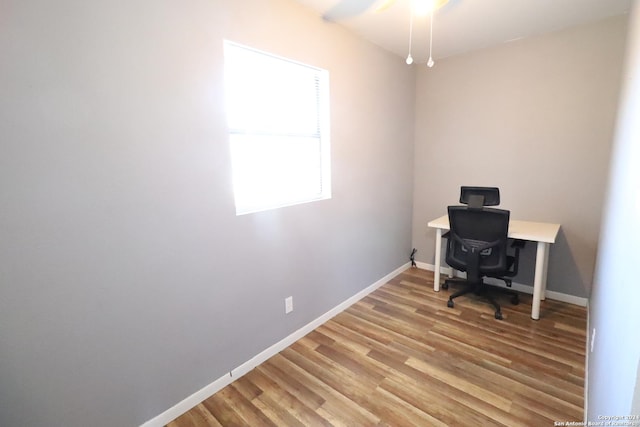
588;0;640;420
412;16;628;298
0;1;415;426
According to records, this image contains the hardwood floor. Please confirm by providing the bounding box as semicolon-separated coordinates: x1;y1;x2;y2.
167;268;587;426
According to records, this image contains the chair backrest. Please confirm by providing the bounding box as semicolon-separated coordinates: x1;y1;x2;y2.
445;205;510;278
459;186;500;208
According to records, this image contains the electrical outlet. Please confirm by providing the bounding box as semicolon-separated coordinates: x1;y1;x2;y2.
285;296;293;314
591;328;596;353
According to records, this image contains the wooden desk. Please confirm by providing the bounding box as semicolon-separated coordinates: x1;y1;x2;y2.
427;215;560;320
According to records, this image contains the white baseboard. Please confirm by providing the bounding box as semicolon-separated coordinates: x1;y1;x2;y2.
140;262;411;427
415;262;588;307
414;261;451;275
584;301;591;422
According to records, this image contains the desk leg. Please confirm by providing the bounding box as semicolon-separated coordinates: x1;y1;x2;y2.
434;229;442;291
532;241;549;320
541;246;550;301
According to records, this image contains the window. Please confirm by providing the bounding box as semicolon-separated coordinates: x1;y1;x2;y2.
224;41;331;215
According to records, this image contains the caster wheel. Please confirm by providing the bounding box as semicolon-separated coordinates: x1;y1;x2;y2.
442;282;449;290
447;299;454;308
511;295;520;305
495;312;503;320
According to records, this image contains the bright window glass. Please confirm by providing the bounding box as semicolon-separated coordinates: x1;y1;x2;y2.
224;41;331;215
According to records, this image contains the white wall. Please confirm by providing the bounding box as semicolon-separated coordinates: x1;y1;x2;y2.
588;0;640;419
0;1;415;426
412;16;628;298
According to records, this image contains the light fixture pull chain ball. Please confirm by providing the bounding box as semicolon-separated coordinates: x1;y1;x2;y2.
406;2;414;64
405;0;448;67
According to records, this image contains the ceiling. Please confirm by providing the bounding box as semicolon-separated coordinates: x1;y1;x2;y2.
294;0;633;64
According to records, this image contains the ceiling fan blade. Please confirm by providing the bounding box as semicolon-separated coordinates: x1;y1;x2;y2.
322;0;379;21
374;0;396;13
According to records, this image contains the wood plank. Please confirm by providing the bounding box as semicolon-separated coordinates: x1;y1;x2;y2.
166;268;587;426
166;403;222;427
267;353;381;426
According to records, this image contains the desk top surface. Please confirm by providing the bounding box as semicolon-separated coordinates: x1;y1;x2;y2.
427;215;561;244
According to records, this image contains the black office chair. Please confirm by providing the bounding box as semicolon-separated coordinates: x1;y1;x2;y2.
442;187;524;296
443;204;520;320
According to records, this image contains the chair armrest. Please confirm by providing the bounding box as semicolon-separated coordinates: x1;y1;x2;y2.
507;239;526;276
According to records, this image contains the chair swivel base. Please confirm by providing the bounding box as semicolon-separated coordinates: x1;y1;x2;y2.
445;282;519;320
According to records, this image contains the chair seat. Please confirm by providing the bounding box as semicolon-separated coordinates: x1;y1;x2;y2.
444;204;513;319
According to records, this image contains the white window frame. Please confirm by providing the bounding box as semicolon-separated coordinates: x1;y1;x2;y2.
224;41;331;215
